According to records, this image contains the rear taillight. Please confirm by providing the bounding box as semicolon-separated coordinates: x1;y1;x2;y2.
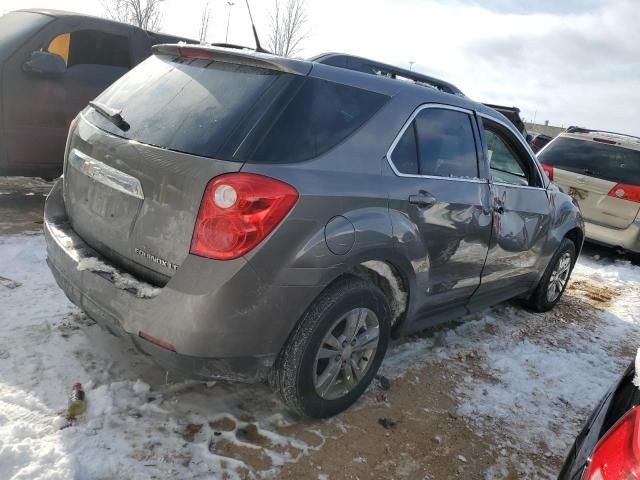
581;406;640;480
179;47;214;60
190;173;298;260
608;183;640;203
541;163;554;181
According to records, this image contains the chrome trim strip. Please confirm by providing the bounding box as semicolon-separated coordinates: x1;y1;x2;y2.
491;181;547;191
386;103;487;184
68;148;144;200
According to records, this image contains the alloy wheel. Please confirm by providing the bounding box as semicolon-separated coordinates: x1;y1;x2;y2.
547;251;572;303
313;307;380;400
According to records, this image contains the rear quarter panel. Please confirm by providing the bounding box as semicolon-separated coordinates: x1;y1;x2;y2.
240;96;405;287
240;86;492;340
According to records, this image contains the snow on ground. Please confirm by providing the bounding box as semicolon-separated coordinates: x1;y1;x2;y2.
0;232;639;479
0;234;317;479
380;252;640;478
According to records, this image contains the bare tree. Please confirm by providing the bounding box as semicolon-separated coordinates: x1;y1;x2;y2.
199;1;212;43
102;0;165;31
267;0;309;57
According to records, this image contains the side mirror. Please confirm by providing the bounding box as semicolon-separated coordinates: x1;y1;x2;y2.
23;51;67;76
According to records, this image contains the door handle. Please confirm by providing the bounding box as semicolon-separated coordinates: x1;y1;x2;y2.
409;194;436;207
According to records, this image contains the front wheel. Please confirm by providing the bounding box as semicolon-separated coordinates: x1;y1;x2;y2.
523;238;577;312
271;277;391;419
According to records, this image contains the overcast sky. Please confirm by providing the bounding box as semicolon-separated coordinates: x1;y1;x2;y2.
3;0;639;136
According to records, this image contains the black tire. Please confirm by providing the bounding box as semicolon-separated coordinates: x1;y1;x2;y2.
523;238;577;312
271;276;391;419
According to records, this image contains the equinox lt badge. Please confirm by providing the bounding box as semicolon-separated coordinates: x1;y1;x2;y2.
135;248;179;271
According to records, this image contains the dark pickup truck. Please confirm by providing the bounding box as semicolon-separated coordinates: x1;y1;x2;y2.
0;9;194;178
483;103;528;138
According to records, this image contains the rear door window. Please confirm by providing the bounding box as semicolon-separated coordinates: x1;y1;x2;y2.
247;77;388;163
538;137;640;185
389;107;479;178
414;108;479;178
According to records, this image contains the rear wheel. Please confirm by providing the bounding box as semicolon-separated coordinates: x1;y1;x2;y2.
272;277;391;419
523;238;577;312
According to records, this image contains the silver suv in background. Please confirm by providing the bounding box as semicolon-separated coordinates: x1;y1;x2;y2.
538;127;640;254
44;46;584;418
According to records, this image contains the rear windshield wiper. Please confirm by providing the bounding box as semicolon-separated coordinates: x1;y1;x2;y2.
89;101;130;132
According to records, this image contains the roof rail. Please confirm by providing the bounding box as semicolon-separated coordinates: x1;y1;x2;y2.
311;53;464;96
566;126;640;142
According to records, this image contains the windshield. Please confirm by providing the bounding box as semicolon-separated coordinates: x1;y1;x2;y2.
538;137;640;185
85;55;286;160
0;11;53;64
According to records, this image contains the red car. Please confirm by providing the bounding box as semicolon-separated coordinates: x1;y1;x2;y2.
559;358;640;479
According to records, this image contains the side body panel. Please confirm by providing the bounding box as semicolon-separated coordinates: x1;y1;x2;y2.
386;165;492;327
382;102;493;327
239;75;404;288
244;88;495;337
470;183;552;307
469;113;560;308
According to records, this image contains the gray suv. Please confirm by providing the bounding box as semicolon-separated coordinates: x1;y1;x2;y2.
44;46;584;418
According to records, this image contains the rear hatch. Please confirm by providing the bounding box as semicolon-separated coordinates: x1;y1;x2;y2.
538;135;640;229
64;47;310;284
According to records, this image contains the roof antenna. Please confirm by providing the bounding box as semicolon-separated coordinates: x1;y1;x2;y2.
245;0;269;53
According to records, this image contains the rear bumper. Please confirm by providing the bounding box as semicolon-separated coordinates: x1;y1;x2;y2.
44;179;318;381
584;217;640;253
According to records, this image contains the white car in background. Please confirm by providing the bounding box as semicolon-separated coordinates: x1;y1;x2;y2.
538;127;640;254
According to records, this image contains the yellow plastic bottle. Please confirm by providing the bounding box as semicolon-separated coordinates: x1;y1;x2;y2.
67;383;86;418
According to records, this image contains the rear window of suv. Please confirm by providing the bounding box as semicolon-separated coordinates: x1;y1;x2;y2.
538;137;640;185
85;55;282;159
85;54;388;162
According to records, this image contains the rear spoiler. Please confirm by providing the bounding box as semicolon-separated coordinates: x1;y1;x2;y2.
311;52;464;96
152;44;312;76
